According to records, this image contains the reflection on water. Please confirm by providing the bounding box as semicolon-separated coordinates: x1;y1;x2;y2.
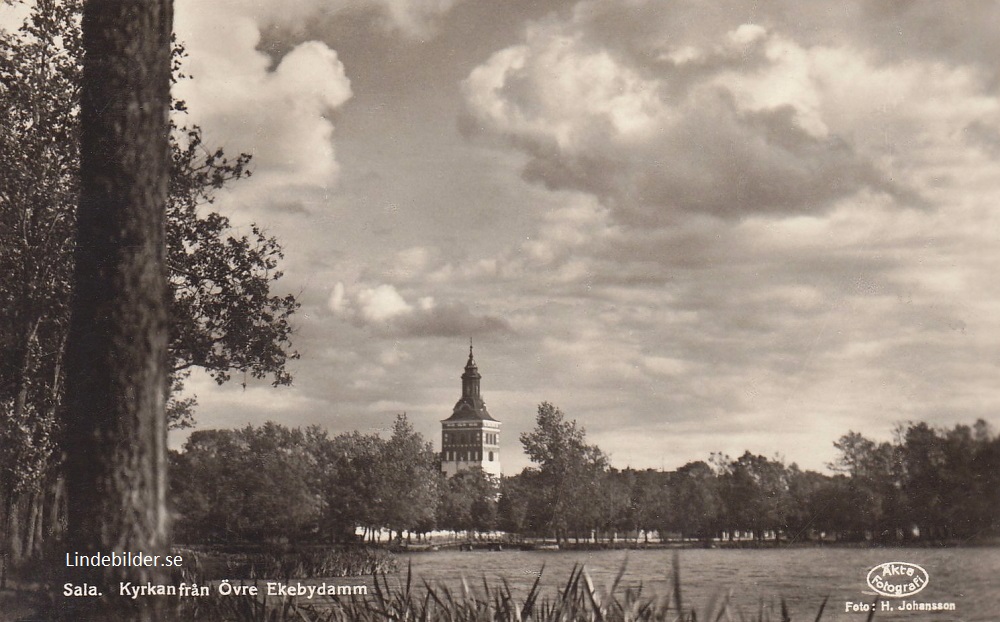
398;547;1000;621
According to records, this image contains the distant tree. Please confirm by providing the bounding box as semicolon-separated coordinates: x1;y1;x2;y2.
235;424;320;541
897;422;947;539
520;402;608;543
938;424;982;537
169;431;243;542
378;414;439;541
895;420;1000;540
831;431;904;542
438;467;498;535
668;461;720;542
172;417;448;545
597;469;640;542
170;424;320;543
318;431;386;543
958;421;1000;536
606;468;669;543
496;472;532;535
807;474;861;541
783;466;830;542
716;452;790;542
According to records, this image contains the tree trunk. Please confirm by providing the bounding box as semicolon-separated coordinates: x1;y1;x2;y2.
31;490;45;557
23;491;39;558
8;496;22;563
59;0;173;619
47;476;65;545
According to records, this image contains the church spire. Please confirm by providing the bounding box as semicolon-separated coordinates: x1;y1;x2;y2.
446;342;494;421
462;340;480;398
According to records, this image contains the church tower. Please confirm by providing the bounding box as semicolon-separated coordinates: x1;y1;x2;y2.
441;345;501;478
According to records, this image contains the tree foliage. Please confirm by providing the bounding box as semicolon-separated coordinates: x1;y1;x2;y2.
438;467;498;534
171;425;321;543
0;0;299;563
378;415;440;538
519;402;607;541
168;416;1000;545
0;0;80;519
0;0;299;430
316;431;386;542
173;416;442;544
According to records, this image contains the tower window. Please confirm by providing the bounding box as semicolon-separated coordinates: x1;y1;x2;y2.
488;451;493;461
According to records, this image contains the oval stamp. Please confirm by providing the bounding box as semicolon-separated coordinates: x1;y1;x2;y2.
866;562;929;598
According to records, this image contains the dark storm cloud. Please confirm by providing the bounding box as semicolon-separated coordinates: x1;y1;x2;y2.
520;95;907;223
461;10;932;228
392;302;514;338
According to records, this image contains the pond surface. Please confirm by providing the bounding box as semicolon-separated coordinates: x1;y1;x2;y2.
394;547;1000;621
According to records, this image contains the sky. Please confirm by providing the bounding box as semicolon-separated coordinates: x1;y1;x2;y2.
6;0;1000;474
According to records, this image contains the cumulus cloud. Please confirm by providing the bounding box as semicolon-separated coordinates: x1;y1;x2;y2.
328;282;512;338
461;3;1000;224
172;0;468;205
355;284;414;322
174;2;352;200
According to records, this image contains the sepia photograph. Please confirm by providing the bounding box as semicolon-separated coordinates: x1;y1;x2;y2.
1;0;998;619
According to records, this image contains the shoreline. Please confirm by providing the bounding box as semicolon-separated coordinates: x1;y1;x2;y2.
396;537;1000;553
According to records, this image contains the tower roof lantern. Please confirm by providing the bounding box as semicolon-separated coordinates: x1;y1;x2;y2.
444;342;496;422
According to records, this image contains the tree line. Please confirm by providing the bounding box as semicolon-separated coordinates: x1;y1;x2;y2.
169;404;1000;546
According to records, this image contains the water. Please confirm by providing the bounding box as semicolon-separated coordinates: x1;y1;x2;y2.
396;547;1000;621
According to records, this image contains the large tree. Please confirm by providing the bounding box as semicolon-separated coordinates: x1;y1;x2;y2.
520;402;607;543
0;0;298;564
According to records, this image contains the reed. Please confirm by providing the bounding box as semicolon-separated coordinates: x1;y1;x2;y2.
177;555;833;621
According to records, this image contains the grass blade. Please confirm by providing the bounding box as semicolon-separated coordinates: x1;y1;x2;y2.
814;595;829;622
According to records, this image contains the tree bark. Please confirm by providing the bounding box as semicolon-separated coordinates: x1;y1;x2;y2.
60;0;173;619
24;491;39;558
8;496;22;563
